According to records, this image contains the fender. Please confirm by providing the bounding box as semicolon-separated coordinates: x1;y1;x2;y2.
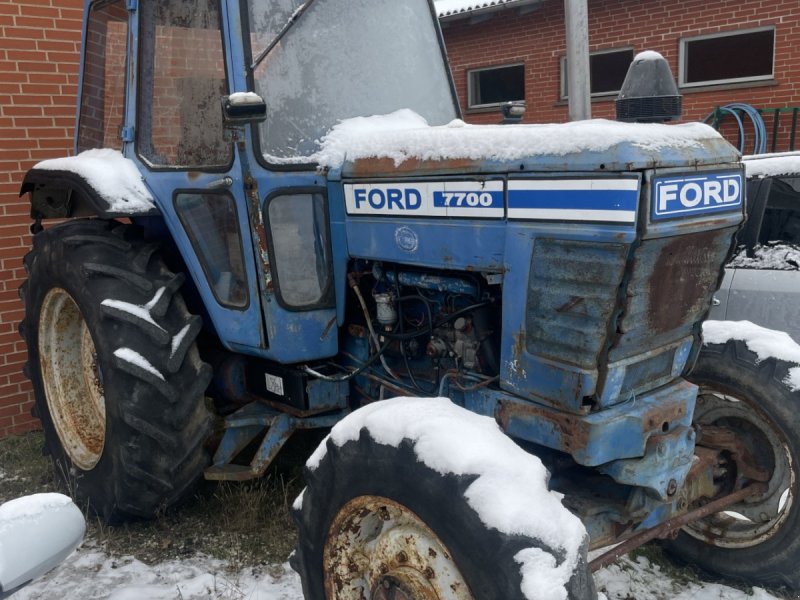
19;164;160;220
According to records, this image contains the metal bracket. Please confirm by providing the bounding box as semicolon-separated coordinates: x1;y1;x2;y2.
127;0;138;11
121;126;135;143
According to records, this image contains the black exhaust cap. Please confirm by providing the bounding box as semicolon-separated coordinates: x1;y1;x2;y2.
616;51;682;123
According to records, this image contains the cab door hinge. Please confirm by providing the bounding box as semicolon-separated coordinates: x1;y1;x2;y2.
121;126;135;143
127;0;138;11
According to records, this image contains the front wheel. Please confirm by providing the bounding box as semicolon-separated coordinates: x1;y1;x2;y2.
291;397;595;600
665;337;800;591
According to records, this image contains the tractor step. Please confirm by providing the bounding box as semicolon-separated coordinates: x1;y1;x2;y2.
204;464;259;481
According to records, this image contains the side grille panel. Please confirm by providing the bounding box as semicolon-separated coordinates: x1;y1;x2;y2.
526;239;629;369
610;226;737;361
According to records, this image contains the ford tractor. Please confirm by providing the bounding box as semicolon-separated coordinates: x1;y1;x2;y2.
16;0;800;598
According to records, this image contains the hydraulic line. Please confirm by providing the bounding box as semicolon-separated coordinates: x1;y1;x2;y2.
705;103;767;154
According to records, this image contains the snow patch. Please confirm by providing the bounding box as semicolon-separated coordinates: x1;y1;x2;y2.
0;493;72;523
435;0;524;18
102;300;164;332
113;348;165;381
228;91;264;105
306;396;587;600
703;320;800;390
633;50;665;62
34;149;156;214
170;323;192;360
314;109;723;169
729;243;800;270
291;488;304;512
744;151;800;179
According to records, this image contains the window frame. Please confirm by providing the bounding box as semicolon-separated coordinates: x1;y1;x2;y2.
263;188;335;312
560;46;634;100
678;26;776;89
174;190;250;310
76;0;129;152
466;62;525;110
135;0;233;172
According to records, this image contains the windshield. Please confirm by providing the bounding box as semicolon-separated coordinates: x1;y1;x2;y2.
245;0;459;163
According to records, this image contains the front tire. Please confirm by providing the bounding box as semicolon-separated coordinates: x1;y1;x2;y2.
20;219;213;523
666;338;800;591
291;399;595;600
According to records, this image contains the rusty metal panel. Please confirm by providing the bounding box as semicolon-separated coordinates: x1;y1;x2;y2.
526;238;629;369
609;226;737;362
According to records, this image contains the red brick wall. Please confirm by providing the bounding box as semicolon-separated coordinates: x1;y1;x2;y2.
0;0;83;436
442;0;800;153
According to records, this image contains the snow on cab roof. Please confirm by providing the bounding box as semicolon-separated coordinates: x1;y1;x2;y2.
315;109;731;169
743;151;800;179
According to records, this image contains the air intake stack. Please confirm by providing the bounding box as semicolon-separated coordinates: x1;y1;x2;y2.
616;51;682;123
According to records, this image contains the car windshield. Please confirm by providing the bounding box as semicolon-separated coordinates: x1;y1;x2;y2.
244;0;459;163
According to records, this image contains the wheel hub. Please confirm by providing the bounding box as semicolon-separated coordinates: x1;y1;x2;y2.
686;389;795;548
324;496;474;600
38;287;106;470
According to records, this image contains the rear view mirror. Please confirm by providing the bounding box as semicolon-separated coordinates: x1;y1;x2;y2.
222;92;267;125
0;494;85;598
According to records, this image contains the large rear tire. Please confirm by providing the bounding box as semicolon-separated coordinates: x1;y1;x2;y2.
20;219;213;523
291;400;595;600
665;338;800;591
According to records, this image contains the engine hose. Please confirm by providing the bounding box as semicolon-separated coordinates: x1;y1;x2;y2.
705;103;767;154
348;273;401;381
302;338;393;383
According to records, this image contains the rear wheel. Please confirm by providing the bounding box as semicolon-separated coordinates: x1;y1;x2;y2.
666;339;800;590
20;219;213;523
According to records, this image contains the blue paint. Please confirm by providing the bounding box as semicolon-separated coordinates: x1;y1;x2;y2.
509;189;637;212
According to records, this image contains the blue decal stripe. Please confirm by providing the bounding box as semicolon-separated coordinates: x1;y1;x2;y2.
508;189;638;212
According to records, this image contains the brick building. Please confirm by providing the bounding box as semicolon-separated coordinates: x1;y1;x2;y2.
0;0;83;436
439;0;800;152
0;0;798;435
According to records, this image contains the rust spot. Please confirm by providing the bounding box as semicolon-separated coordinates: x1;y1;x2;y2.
424;566;435;580
557;295;585;313
347;156;483;178
186;171;202;181
427;547;437;559
644;228;734;335
512;329;525;363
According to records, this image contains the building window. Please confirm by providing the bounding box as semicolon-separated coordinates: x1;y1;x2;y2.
561;48;633;99
679;27;775;88
467;64;525;109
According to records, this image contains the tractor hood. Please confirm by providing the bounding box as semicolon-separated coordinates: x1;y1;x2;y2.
317;109;739;178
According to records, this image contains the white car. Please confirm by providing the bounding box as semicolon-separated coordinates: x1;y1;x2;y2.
710;152;800;341
0;493;85;598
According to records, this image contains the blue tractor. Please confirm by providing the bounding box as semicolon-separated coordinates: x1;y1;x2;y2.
17;0;800;597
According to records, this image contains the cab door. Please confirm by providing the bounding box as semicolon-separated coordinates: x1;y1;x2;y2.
125;0;267;353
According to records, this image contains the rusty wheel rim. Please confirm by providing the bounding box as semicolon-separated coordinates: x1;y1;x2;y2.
39;288;106;470
684;389;795;548
324;496;474;600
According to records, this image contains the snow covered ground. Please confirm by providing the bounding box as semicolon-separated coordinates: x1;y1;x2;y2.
13;542;782;600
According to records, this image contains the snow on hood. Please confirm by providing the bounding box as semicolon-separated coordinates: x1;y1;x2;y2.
703;320;800;390
744;151;800;178
34;149;156;214
314;109;726;169
305;396;587;600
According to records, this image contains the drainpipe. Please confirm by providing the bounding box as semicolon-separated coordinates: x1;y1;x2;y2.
565;0;591;121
